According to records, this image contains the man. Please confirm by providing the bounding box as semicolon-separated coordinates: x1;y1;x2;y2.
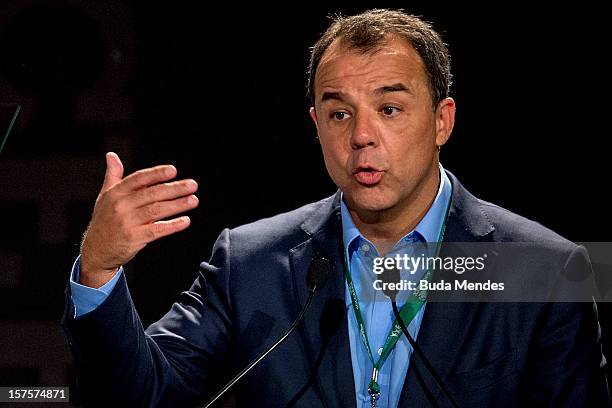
62;9;609;407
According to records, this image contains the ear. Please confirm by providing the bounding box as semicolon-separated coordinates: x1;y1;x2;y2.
434;97;456;148
309;107;320;133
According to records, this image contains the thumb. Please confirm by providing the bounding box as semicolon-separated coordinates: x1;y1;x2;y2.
101;152;124;192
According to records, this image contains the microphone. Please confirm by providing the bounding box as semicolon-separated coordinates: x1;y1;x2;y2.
307;254;332;292
380;265;401;302
202;252;332;408
380;266;459;408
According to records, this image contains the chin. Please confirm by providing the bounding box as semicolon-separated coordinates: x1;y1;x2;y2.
345;189;396;213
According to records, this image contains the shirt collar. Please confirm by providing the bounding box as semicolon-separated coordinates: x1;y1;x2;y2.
340;163;452;256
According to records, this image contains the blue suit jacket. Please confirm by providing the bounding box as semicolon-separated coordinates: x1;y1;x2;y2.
62;172;609;407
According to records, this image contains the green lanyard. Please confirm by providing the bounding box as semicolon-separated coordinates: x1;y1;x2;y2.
343;190;451;405
343;258;431;401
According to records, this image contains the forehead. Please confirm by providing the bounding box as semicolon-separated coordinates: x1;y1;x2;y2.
314;36;429;96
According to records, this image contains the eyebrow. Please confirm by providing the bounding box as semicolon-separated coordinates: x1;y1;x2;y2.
321;91;344;102
319;83;412;103
374;83;412;96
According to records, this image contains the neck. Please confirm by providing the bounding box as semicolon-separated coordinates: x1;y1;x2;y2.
348;165;441;256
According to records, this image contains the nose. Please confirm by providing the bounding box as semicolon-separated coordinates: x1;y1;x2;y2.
350;111;379;149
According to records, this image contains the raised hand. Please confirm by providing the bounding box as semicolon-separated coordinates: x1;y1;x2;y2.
79;152;199;288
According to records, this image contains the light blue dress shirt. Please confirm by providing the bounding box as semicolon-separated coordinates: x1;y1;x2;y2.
69;165;452;408
69;256;123;317
341;165;451;408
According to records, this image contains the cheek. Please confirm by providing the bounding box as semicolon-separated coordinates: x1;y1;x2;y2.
385;128;437;174
319;128;346;160
389;116;437;153
319;137;350;182
320;142;345;171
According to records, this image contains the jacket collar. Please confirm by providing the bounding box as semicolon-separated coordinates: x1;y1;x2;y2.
443;170;495;242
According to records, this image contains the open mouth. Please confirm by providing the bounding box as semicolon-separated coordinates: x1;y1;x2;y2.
353;167;383;186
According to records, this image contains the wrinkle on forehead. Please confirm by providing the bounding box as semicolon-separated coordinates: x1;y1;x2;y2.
314;37;429;102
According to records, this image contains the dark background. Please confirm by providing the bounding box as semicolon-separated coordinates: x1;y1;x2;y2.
0;1;609;406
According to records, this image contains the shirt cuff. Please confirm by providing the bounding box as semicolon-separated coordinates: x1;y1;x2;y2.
69;255;123;318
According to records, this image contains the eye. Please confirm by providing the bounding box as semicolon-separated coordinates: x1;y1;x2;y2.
331;111;349;121
381;106;401;117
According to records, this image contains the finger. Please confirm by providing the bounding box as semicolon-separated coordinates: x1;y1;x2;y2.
133;195;199;225
101;152;125;192
116;164;178;193
130;179;198;209
136;216;192;244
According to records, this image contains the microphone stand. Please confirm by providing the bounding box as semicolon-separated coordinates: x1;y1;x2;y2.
391;301;459;408
203;289;317;408
203;253;332;408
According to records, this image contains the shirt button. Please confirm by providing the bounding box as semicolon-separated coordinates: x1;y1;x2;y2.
378;347;383;356
361;244;370;252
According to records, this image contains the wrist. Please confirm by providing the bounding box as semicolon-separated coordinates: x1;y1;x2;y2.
79;254;118;289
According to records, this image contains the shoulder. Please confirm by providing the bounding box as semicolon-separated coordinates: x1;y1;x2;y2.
448;175;594;303
479;198;572;246
447;170;577;254
227;194;336;254
201;194;337;293
477;198;588;274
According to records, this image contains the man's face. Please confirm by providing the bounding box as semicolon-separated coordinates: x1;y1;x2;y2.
310;36;455;217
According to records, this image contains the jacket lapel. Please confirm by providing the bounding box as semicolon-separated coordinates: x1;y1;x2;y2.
398;171;495;407
289;192;356;407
